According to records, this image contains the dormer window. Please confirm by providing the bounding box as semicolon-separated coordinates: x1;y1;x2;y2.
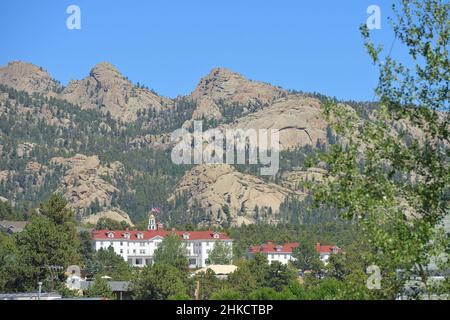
137;233;144;239
183;233;190;240
124;233;131;239
212;232;220;239
107;232;114;238
275;245;282;252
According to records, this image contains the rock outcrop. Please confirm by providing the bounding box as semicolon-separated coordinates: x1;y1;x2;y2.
61;62;173;122
129;133;172;150
0;61;62;95
50;154;130;222
280;167;328;191
81;208;134;226
16;142;36;159
170;164;304;226
189;68;287;120
224;95;328;150
0;170;15;183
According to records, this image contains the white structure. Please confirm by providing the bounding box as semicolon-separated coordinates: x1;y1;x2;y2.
247;242;299;265
315;242;341;264
247;242;341;265
194;265;238;279
91;213;233;268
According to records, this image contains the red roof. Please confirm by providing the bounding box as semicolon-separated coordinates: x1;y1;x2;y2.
248;242;300;254
91;229;230;241
316;243;341;254
248;242;341;254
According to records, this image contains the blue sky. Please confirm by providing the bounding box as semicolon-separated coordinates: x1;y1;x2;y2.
0;1;400;101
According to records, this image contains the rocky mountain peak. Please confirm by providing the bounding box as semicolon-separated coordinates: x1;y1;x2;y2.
189;67;288;120
61;62;173;122
89;62;124;84
0;60;62;94
191;67;250;99
205;67;244;82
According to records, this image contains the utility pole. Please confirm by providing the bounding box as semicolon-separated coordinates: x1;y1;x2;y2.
38;282;42;300
195;281;200;300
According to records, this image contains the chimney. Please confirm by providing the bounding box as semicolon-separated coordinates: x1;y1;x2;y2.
316;242;321;252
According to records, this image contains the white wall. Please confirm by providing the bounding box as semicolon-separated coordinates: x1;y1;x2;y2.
247;252;295;265
93;238;233;268
267;252;294;265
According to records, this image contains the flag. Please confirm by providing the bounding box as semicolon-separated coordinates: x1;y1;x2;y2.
151;207;161;214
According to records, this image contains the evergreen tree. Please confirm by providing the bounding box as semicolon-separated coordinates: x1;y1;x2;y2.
208;241;232;265
131;263;188;300
153;234;189;272
85;275;114;299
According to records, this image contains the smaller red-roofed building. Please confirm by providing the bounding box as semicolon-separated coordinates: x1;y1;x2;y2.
247;242;300;265
247;242;341;265
315;243;341;264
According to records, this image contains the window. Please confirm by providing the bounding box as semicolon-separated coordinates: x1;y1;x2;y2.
120;249;123;254
135;258;142;265
107;232;114;238
120;241;123;246
140;249;145;254
213;232;220;239
189;258;197;266
137;233;144;239
133;249;136;254
183;233;190;240
140;242;145;247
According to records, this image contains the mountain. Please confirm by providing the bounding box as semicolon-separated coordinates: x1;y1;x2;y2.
188;67;287;121
61;62;173;122
169;164;305;227
0;61;173;123
50;154;129;223
0;61;62;95
0;60;365;227
224;95;328;150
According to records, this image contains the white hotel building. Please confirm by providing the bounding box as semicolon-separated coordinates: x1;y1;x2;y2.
91;214;233;268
